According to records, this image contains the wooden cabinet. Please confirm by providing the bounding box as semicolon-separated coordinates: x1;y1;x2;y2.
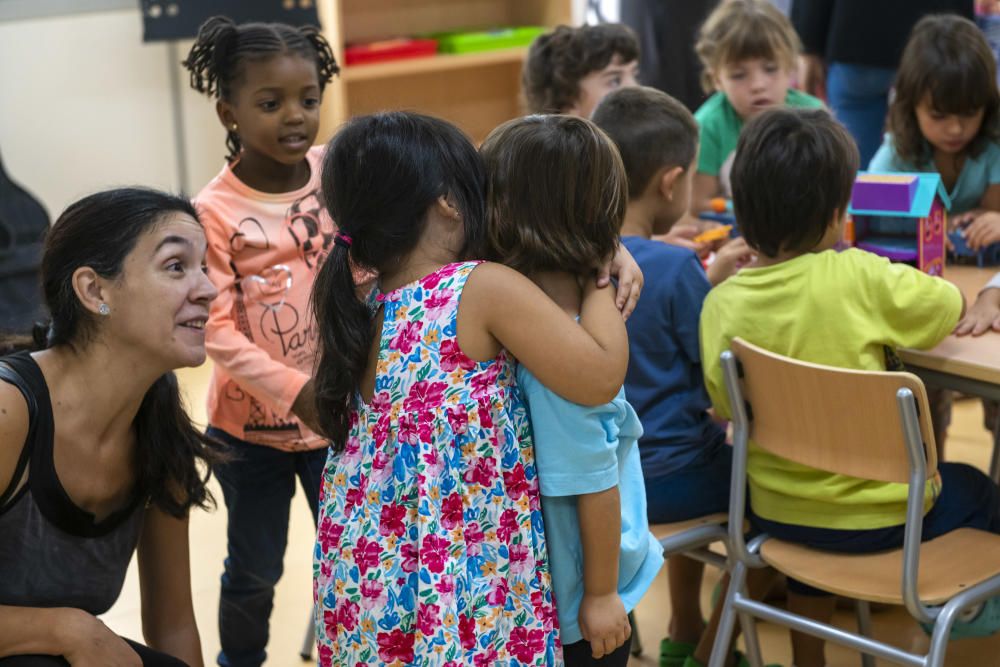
318;0;574;142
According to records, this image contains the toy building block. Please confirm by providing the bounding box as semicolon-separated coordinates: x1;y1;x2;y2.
851;174;919;212
694;224;733;244
847;172;950;276
709;197;733;214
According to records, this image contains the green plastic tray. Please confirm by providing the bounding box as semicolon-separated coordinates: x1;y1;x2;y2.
428;26;546;54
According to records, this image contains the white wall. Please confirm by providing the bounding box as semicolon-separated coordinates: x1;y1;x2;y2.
0;8;226;218
0;1;605;220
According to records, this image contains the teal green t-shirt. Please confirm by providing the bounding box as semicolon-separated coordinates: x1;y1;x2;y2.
869;133;1000;214
699;249;961;529
694;89;825;181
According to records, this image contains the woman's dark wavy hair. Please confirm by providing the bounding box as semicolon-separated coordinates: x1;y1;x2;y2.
312;112;487;449
182;15;339;161
888;14;1000;167
481;114;626;276
2;188;225;518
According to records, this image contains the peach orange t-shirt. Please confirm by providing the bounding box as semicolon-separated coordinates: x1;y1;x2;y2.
196;146;330;451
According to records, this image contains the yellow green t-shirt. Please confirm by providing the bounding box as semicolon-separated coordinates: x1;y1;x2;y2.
699;249;962;529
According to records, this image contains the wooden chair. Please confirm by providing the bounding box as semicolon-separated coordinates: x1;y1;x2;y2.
708;338;1000;667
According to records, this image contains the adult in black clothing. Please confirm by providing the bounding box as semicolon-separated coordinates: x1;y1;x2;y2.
793;0;974;166
619;0;719;112
0;188;222;666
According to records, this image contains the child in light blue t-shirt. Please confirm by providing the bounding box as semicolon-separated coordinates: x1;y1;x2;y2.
481;114;663;666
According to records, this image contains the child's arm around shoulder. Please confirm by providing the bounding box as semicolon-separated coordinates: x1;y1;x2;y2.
459;262;627;406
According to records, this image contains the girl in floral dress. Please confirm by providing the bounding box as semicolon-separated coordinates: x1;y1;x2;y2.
310;111;633;666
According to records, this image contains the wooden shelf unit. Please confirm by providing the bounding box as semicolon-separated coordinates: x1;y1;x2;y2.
317;0;573;143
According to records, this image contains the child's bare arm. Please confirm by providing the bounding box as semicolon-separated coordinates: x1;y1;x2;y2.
577;485;630;659
460;263;628;405
979;183;1000;212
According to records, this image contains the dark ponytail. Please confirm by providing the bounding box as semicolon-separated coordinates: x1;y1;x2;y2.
32;188;225;517
312;112;487;449
182;15;339;162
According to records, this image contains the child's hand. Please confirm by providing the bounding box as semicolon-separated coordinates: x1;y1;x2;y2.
955;288;1000;336
596;242;644;320
653;223;706;253
578;592;631;658
706;237;754;286
960;211;1000;250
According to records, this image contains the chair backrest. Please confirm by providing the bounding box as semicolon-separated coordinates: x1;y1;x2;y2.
729;337;937;484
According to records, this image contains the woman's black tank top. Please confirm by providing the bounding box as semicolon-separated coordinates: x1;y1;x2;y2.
0;352;145;615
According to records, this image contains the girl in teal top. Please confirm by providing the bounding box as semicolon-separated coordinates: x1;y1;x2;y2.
868;14;1000;456
869;15;1000;247
690;0;824;214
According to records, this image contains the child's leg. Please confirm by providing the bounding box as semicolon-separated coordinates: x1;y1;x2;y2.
644;444;732;665
668;555;707;643
690;569;779;667
787;591;837;667
209;427;298;667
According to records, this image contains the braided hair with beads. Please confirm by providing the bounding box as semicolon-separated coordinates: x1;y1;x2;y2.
182;15;339;162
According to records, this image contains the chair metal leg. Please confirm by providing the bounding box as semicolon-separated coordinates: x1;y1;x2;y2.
737;610;764;667
709;561;748;667
628;610;643;656
855;599;876;667
300;604;316;660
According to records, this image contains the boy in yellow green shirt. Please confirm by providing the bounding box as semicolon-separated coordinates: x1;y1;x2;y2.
700;107;1000;667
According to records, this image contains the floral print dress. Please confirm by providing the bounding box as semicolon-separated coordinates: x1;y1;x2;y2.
314;261;561;666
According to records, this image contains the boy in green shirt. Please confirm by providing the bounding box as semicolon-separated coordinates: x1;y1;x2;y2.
691;0;823;215
700;107;1000;667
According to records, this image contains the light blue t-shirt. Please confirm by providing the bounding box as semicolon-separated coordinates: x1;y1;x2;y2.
515;368;664;646
869;133;1000;214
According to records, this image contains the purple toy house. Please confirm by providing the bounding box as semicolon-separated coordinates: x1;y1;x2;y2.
847;172;951;276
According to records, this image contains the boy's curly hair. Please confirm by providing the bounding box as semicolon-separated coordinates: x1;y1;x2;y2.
522;24;640;114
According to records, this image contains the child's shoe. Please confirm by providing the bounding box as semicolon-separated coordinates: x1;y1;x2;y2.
659;637;696;667
921;596;1000;640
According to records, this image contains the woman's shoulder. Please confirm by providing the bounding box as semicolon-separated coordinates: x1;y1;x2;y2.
0;378;30;498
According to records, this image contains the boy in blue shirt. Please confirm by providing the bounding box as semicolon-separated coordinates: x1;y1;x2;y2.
592;87;758;667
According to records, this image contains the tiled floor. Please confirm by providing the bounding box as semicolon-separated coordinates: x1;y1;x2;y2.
101;362;1000;666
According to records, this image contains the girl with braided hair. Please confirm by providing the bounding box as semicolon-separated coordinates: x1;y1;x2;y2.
182;16;340;667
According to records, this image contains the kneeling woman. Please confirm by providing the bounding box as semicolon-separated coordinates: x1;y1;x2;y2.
0;188;223;666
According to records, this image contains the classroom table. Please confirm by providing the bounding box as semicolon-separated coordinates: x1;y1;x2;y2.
898;264;1000;482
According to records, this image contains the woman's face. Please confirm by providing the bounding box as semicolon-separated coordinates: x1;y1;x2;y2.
103;213;217;369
